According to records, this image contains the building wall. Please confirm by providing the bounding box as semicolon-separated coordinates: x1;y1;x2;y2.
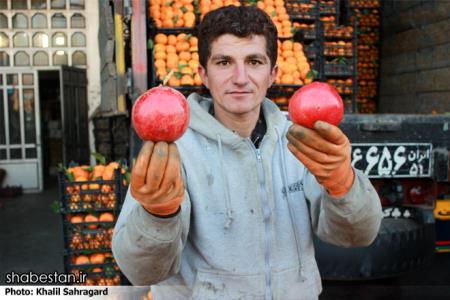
379;0;450;114
86;0;101;165
0;0;102;190
98;0;117;116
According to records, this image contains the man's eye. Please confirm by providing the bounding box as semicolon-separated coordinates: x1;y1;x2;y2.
217;61;229;66
249;60;262;65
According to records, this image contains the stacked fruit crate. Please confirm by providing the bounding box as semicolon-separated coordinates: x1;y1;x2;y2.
316;0;356;112
58;163;129;286
148;0;203;92
323;21;357;112
286;0;319;64
348;0;381;113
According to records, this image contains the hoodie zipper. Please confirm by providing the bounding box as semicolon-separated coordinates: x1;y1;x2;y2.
254;146;273;300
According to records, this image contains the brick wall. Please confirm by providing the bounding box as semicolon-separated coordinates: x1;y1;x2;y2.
379;0;450;113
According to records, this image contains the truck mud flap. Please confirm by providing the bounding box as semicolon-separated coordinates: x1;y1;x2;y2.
314;207;435;280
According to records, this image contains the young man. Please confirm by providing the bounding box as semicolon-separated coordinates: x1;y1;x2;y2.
113;6;382;299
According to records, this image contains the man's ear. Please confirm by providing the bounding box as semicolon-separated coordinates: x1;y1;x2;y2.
269;64;278;86
198;65;208;89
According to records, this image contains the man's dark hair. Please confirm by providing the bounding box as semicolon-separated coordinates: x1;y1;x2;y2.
197;5;278;70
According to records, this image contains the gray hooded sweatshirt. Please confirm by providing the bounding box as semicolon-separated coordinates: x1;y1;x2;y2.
112;93;383;300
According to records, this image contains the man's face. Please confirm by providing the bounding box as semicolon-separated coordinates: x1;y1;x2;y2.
199;34;277;117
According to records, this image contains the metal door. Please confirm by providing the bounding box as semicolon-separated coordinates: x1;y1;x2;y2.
60;66;89;166
0;70;42;192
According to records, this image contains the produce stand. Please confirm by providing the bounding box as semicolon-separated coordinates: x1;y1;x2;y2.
348;0;381;113
57;167;129;285
143;0;380;113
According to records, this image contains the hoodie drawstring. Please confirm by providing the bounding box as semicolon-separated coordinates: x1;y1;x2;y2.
275;127;306;282
217;134;234;229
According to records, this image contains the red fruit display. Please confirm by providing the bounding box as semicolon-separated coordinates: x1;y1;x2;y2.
132;86;190;142
288;81;344;129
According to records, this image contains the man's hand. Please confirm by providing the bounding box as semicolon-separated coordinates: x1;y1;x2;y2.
130;141;184;216
286;121;354;197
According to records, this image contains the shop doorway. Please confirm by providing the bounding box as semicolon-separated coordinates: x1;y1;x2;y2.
38;70;61;188
38;67;89;190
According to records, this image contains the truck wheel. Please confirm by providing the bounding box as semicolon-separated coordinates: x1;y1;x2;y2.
314;207;435;280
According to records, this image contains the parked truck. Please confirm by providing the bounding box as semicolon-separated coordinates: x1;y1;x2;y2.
313;0;450;279
315;114;450;279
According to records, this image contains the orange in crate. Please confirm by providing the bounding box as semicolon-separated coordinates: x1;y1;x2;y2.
90;253;106;265
84;214;99;229
99;212;114;222
74;255;90;265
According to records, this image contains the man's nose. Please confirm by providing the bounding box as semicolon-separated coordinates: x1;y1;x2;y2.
231;63;249;85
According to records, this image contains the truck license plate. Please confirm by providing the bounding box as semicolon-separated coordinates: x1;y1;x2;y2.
351;143;433;178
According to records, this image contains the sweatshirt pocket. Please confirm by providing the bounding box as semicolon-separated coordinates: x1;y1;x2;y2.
191;269;265;300
272;266;319;300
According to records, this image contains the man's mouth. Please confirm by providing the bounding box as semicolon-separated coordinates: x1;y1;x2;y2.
227;91;252;95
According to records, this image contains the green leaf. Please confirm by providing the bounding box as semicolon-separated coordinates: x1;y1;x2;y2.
174;71;183;79
173;15;179;24
147;39;154;50
58;163;66;172
178;63;189;70
50;200;62;214
66;172;75;182
119;162;129;171
181;6;188;13
271;11;277;17
330;57;348;65
162;69;175;85
194;0;200;13
124;172;130;185
91;152;106;165
165;0;174;7
337;57;348;65
306;69;319;79
105;266;116;278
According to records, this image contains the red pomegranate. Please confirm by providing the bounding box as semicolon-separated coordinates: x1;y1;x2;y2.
132;86;190;142
288;81;344;128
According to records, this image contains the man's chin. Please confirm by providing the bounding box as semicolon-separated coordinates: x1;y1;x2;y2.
226;105;261;116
